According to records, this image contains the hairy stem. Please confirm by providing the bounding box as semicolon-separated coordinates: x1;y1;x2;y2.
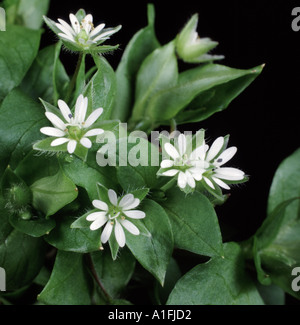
65;52;84;104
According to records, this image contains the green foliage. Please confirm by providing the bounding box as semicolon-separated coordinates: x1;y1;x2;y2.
0;2;297;307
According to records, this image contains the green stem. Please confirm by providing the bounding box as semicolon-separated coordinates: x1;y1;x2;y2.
160;177;177;192
65;52;84;104
87;253;111;304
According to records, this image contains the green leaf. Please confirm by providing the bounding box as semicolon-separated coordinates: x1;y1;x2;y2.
0;88;47;175
268;147;300;222
146;63;263;123
15;150;59;186
162;187;223;257
46;215;102;253
59;152;118;201
0;197;46;290
83;55;116;120
112;3;160;121
9;214;56;237
115;137;161;191
0;25;41;101
30;167;78;217
125;199;173;285
251;148;300;299
20;44;69;103
167;242;264;305
176;64;264;124
38;251;93;305
4;0;49;29
130;41;178;124
90;248;136;298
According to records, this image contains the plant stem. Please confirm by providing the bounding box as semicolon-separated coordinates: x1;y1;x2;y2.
87;253;111;304
65;52;84;104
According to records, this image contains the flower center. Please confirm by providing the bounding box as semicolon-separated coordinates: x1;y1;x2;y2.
76;29;89;43
67;125;82;141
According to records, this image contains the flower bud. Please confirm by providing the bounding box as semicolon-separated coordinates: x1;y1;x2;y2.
176;14;224;63
5;183;32;211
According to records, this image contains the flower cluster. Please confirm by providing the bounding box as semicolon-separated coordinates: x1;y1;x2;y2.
40;94;104;154
86;189;146;247
160;133;245;192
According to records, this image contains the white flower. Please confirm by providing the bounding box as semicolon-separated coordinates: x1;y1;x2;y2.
86;189;146;248
160;134;206;189
196;136;245;190
40;94;104;154
54;12;121;50
160;133;246;192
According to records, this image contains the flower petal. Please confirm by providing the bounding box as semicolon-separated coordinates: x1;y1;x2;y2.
67;139;77;154
58;33;77;44
122;198;140;211
92;199;108;211
190;144;208;161
204;176;215;189
164;143;180;160
214;147;237;166
84;108;103;128
177;171;187;189
74;95;87;124
55;22;75;39
108;189;118;206
114;220;126;247
51;137;69;146
120;219;140;236
84;128;104;137
214;167;245;181
100;221;113;244
82;14;93;34
118;194;135;208
90;23;105;37
58;99;72;123
57;18;76;36
162;169;179;177
123;210;145;219
206;137;224;162
160;159;174;168
45;112;66;130
87;212;107;226
80;137;92;149
69;13;80;33
212;177;231;190
189;167;204;181
40;127;66;137
185;170;196;188
177;134;187;156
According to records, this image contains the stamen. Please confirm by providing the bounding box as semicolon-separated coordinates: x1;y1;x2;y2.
110;221;114;225
217;158;223;163
121;216;125;220
68;113;73;119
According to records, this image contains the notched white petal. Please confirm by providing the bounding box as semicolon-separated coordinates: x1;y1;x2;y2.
92;199;108;211
123;210;145;219
108;189;118;206
164;143;180;160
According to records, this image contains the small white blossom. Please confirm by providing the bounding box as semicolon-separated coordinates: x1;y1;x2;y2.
86;190;146;248
160;133;245;192
54;12;121;50
191;136;245;190
40;94;104;154
160;134;206;189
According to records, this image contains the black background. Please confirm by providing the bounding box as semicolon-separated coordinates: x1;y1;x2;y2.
42;0;300;303
43;0;300;240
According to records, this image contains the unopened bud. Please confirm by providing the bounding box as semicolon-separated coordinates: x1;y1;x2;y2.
176;14;224;63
